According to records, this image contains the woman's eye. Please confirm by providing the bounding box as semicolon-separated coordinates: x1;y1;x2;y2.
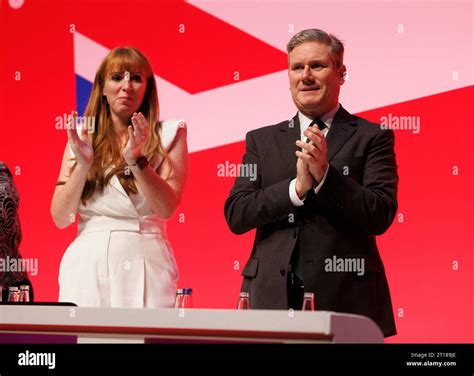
111;75;122;81
131;75;142;82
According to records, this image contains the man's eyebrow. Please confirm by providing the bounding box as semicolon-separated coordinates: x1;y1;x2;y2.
290;61;303;68
291;59;325;66
292;61;330;70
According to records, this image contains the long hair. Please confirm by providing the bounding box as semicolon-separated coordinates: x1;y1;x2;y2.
65;47;169;203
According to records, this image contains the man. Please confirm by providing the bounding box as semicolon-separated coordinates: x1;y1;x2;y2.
224;29;398;337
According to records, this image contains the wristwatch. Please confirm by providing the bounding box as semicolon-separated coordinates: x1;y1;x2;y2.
129;155;149;171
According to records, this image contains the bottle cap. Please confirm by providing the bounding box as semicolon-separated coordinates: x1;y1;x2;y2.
175;288;184;294
183;288;193;295
8;286;19;291
20;285;30;290
239;292;250;298
303;292;314;298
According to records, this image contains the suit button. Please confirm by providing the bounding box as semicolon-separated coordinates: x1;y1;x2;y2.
280;269;286;276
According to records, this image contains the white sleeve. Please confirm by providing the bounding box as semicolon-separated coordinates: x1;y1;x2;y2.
313;164;329;195
159;119;187;151
289;178;305;206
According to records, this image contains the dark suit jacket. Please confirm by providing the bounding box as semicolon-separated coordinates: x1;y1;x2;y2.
224;106;398;337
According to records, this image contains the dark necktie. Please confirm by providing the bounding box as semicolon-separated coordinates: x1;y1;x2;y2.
292;119;327;282
310;118;327;130
305;118;327;144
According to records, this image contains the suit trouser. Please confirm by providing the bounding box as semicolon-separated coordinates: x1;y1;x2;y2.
287;269;304;310
288;240;304;310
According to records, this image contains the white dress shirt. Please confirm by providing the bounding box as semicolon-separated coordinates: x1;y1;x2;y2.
289;104;340;206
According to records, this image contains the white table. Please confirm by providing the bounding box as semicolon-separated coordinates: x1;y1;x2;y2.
0;306;384;343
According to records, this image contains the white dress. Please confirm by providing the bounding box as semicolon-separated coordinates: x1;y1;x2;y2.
58;119;186;308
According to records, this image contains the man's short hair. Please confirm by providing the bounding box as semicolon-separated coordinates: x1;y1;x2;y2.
287;29;345;68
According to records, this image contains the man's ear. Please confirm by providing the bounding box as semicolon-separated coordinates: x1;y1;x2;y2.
339;65;347;85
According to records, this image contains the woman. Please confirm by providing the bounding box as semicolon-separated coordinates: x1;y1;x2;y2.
0;162;34;302
51;47;188;308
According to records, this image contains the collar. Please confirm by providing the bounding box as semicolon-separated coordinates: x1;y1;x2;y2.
298;103;340;132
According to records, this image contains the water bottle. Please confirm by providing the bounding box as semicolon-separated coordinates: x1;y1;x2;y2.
181;288;193;308
19;285;30;302
302;292;315;311
8;286;20;302
174;288;184;308
237;292;250;310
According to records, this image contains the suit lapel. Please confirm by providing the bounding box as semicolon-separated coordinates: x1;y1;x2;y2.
276;113;301;178
110;174;130;199
277;107;357;167
110;174;141;216
326;106;357;161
